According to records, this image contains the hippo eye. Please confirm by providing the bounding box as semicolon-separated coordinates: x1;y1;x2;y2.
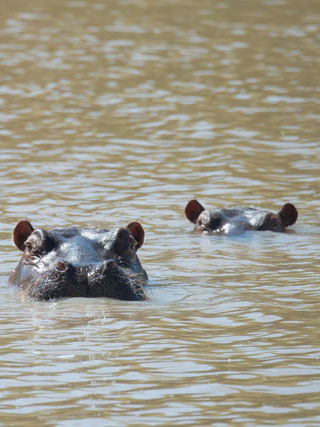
199;221;206;230
24;230;54;256
271;217;280;228
130;241;137;251
196;219;206;231
24;242;32;253
24;236;52;257
25;242;40;256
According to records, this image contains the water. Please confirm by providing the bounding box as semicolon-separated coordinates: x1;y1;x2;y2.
0;0;319;425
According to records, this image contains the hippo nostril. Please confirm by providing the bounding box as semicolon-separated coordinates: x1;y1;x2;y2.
56;261;68;272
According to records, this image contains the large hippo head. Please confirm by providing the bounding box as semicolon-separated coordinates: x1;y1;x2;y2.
185;200;298;235
10;220;148;301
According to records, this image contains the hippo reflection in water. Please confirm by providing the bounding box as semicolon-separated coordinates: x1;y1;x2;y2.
185;200;298;235
10;220;148;301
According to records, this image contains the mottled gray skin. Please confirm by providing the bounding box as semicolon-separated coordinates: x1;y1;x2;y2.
185;200;298;235
10;220;148;301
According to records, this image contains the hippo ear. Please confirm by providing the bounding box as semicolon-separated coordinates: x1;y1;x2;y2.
279;203;298;227
185;199;205;223
127;221;145;249
13;220;34;251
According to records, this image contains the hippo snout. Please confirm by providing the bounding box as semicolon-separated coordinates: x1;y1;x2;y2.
55;261;72;272
87;260;146;301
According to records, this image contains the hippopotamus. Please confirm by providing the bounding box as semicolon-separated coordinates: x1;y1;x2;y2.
10;220;148;301
185;199;298;235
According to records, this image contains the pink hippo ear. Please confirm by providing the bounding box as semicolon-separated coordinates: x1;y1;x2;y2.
279;203;298;227
127;221;145;249
185;199;205;223
13;220;34;251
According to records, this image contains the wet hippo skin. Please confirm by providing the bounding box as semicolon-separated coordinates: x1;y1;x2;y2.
185;199;298;235
10;220;148;301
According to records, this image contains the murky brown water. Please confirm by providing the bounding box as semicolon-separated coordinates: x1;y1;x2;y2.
1;0;320;425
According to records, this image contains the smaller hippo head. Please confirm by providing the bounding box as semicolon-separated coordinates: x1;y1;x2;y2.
185;199;298;235
10;220;148;301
